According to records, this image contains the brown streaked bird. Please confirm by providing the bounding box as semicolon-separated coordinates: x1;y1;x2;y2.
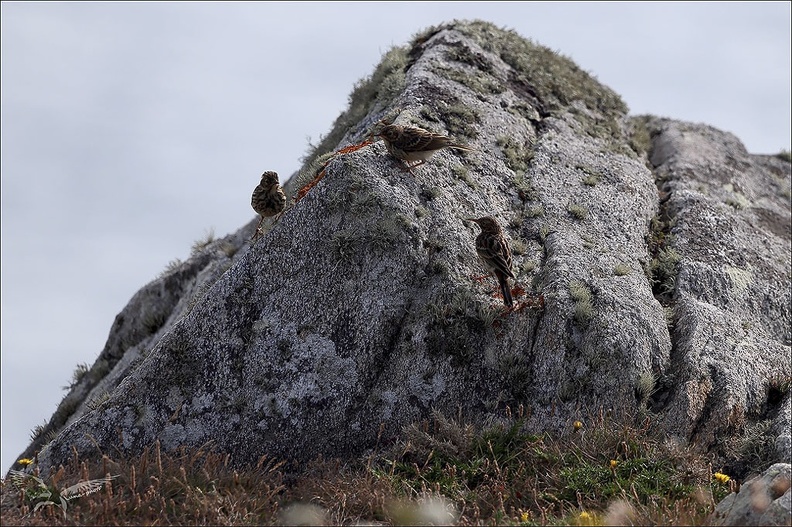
466;216;515;307
375;123;474;172
251;171;286;238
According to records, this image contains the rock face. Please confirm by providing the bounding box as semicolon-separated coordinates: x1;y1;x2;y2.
12;20;791;483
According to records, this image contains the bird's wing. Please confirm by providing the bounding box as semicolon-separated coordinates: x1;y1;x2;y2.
477;235;515;279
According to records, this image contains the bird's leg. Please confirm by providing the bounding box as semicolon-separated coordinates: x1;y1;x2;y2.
399;160;423;175
251;216;265;241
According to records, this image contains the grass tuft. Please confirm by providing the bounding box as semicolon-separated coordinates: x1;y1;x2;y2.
569;280;594;324
2;410;736;526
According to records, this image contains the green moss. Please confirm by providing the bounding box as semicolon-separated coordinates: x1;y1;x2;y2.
539;224;551;243
521;260;538;274
510;238;527;256
444;43;495;74
577;165;603;186
452;164;477;189
332;229;358;263
514;172;538;202
628;115;654;157
569;280;594;324
614;263;631;276
420;186;442;201
650;247;681;296
567;203;588;220
416;102;480;143
455;20;627;138
432;63;504;97
775;149;791;163
331;216;406;264
526;205;544;218
497;135;533;173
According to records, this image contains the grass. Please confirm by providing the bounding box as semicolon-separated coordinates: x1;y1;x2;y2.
1;410;735;526
432;63;505;97
577;165;602;187
645;213;681;300
497;135;533;173
649;247;681;297
453;21;627;145
569;280;594;324
567;203;589;221
63;363;90;390
190;228;216;256
300;44;408;171
614;263;631;276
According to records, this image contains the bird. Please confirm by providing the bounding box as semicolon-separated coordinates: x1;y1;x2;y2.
251;171;286;238
375;123;474;172
466;216;515;307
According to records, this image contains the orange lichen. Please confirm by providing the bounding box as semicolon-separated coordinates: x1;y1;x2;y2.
294;139;374;204
294;168;327;204
335;139;374;155
491;292;545;326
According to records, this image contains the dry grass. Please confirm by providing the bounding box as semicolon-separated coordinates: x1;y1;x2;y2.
1;410;733;526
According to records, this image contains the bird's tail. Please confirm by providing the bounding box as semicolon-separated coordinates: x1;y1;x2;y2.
449;144;475;152
498;274;514;307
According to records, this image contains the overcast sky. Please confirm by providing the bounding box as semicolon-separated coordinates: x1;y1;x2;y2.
2;1;790;475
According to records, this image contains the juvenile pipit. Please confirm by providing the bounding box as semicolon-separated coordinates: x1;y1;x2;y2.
375;123;474;172
466;216;515;307
251;171;286;238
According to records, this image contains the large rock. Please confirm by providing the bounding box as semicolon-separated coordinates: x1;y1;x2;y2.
10;20;790;482
709;463;792;526
645;117;791;459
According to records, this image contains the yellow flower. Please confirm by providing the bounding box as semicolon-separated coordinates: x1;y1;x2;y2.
16;458;33;466
520;511;530;523
577;510;600;526
573;420;583;431
714;472;731;484
610;459;618;469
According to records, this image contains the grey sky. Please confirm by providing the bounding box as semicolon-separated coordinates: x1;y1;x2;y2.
2;1;790;474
